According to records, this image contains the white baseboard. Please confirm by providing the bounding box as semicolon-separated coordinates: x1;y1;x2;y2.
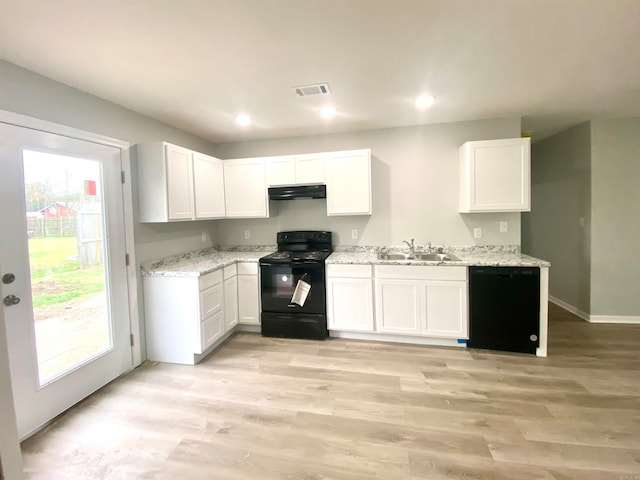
549;296;640;324
588;315;640;324
549;296;590;321
329;330;465;348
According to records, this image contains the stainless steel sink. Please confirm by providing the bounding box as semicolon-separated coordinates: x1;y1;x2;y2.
377;252;461;262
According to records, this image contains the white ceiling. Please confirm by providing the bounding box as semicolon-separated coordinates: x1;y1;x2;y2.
1;0;639;143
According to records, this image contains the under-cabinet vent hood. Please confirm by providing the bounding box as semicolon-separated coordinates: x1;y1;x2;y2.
268;185;326;200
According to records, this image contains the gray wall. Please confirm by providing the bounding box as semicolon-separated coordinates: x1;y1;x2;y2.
0;60;221;359
523;118;640;318
522;123;592;315
0;60;220;264
590;118;640;316
214;118;523;248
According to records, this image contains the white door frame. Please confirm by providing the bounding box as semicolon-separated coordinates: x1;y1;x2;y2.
0;266;25;480
0;109;142;367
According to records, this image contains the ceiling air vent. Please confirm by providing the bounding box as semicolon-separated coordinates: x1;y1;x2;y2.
293;83;331;97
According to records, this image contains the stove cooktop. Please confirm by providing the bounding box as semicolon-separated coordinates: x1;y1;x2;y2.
260;250;332;263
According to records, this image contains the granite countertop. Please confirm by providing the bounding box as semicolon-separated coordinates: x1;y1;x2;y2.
141;245;550;278
141;247;274;277
326;251;550;267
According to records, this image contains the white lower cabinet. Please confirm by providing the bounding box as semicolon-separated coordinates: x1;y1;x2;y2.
374;265;468;339
237;262;260;325
424;281;467;338
375;280;422;335
144;269;226;365
326;265;374;332
199;276;224;352
223;265;239;331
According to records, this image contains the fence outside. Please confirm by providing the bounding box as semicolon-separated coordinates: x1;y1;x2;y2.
27;218;76;238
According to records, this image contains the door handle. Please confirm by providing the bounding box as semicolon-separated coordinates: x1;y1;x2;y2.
2;273;15;284
3;295;20;306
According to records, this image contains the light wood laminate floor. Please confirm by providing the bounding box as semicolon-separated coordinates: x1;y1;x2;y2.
21;304;640;479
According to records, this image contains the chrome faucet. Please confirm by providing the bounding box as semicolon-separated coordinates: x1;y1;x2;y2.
426;241;432;253
403;238;415;256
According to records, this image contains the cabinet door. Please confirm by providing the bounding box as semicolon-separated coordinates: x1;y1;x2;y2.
425;281;468;339
295;153;326;184
224;275;239;330
224;158;269;218
375;279;422;335
326;277;373;332
193;152;225;219
266;156;296;186
165;144;194;220
238;274;260;325
326;149;372;215
460;138;530;212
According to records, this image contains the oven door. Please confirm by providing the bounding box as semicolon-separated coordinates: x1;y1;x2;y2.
259;262;326;315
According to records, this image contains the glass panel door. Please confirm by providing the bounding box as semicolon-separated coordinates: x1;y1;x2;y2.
0;122;132;439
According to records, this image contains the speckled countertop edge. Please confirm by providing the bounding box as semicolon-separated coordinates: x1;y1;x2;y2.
326;251;550;267
141;244;550;277
140;247;274;277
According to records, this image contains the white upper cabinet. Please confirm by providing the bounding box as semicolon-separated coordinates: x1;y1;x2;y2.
165;144;194;220
294;153;326;184
265;156;296;186
326;149;372;216
193;152;226;219
223;158;269;218
459;137;531;213
265;153;326;187
136;142;225;222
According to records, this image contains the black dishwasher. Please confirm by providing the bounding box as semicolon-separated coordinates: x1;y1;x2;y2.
468;267;540;354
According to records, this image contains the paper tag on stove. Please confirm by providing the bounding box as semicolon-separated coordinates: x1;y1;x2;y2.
291;277;311;306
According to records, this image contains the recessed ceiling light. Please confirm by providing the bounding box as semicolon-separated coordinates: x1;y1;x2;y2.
320;106;336;119
415;95;435;109
235;114;251;126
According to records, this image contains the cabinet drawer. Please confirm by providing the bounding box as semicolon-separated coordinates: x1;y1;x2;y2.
199;310;224;352
200;269;223;290
326;264;372;278
237;262;258;275
201;283;223;318
223;264;237;280
375;265;467;281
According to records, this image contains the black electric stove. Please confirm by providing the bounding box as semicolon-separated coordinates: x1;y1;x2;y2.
259;231;332;340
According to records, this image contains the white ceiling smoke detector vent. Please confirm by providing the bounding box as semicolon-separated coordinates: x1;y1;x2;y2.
293;83;331;97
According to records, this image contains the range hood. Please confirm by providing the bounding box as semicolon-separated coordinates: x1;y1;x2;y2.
268;185;326;200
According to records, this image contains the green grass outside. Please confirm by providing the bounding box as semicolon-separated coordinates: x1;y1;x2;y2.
28;237;105;308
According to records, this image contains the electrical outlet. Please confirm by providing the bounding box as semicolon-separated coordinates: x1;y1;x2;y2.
351;229;358;239
499;221;508;233
578;217;585;228
201;232;207;242
473;227;482;239
244;230;251;240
